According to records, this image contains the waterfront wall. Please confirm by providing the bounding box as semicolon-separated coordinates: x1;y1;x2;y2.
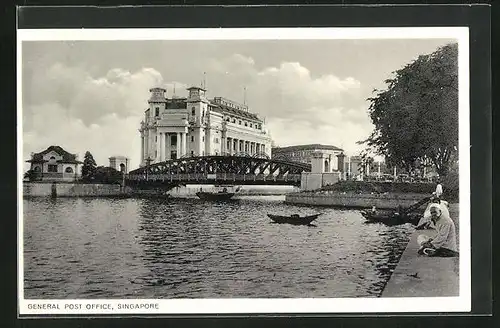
301;172;340;191
168;185;298;196
23;182;298;198
23;182;130;197
381;203;459;297
285;191;430;209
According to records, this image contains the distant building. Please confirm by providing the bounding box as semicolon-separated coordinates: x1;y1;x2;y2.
139;86;273;166
271;144;345;172
26;146;82;182
345;155;363;179
109;156;130;174
344;156;389;180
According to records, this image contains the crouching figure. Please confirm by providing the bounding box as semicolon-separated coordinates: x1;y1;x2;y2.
417;203;459;257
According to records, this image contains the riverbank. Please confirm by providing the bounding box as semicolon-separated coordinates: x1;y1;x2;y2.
381;203;460;297
23;182;130;197
22;182;298;198
285;191;430;210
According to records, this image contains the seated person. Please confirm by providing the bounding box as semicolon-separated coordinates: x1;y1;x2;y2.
417;204;458;257
416;198;449;230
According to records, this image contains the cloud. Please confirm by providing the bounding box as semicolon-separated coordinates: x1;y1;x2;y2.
22;65;164;170
23;103;142;171
201;54;369;153
24;64;164;129
22;54;374;173
266;106;373;156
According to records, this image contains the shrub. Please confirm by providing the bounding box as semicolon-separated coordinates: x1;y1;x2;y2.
318;180;459;197
91;166;123;184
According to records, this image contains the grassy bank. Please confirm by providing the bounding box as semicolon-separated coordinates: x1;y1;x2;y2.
317;181;459;202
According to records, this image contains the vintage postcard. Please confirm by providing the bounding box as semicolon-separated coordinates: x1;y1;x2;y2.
18;27;470;316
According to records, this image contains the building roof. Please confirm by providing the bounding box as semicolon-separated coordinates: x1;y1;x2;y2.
272;144;344;152
210;102;261;121
187;86;206;91
26;145;83;164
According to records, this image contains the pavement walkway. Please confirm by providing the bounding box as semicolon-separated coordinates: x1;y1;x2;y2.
381;227;459;297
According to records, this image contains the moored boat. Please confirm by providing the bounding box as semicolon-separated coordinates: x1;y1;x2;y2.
360;210;421;226
196;191;235;201
267;213;321;225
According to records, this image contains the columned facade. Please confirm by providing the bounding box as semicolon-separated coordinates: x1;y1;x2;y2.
139;86;272;166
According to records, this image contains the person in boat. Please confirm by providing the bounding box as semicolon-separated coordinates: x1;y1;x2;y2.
417;203;458;257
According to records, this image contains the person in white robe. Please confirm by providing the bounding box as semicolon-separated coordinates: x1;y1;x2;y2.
417;203;458;257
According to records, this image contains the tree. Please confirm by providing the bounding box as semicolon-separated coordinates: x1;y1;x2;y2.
92;166;123;184
81;151;97;182
359;43;458;177
24;169;37;182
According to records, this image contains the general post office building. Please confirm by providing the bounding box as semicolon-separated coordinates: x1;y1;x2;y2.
139;86;273;166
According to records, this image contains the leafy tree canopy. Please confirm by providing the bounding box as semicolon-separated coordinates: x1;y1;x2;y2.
360;43;458;177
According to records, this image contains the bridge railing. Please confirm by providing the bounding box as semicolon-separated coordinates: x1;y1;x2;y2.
127;173;302;183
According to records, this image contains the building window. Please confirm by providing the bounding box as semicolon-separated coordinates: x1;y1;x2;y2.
191;107;195;116
232;119;236;123
202;136;205;142
155;107;159;116
155;136;157;142
191;136;194;142
65;167;73;173
50;156;56;160
250;123;253;128
215;138;219;143
244;122;248;127
48;164;58;172
191;151;194;157
239;120;242;125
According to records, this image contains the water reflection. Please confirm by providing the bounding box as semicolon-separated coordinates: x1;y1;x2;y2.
24;197;412;299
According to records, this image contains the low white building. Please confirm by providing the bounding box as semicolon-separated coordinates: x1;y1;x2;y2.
271;144;345;172
109;156;130;173
26;146;82;182
139;86;273;166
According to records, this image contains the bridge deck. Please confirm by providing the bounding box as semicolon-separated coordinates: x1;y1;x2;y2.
127;173;302;186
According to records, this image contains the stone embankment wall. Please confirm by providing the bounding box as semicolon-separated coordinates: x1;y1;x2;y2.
285;191;430;209
381;203;459;298
23;182;131;197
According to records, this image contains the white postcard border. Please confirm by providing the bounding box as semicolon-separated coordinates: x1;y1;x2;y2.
17;27;471;315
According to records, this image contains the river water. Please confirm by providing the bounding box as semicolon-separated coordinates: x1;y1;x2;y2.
23;196;413;299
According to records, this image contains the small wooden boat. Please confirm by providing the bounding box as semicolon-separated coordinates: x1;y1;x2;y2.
360;196;431;226
196;191;235;201
360;210;421;226
267;213;321;225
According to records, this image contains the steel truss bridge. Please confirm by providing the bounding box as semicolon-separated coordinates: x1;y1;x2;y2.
127;155;311;187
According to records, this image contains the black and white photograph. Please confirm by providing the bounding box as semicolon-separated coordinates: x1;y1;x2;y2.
18;27;470;315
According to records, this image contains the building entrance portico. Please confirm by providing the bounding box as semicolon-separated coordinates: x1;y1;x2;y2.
156;129;188;162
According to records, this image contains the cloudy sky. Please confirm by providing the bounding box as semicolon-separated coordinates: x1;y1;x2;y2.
21;38;454;170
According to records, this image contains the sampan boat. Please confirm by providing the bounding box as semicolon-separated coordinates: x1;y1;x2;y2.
360;210;421;226
196;191;235;201
267;213;321;225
